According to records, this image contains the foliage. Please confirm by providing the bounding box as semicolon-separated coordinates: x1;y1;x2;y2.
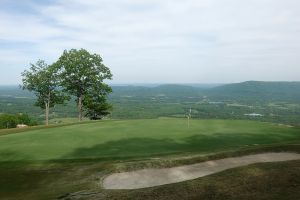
85;102;112;120
21;60;69;125
0;113;37;129
84;88;113;120
54;49;113;121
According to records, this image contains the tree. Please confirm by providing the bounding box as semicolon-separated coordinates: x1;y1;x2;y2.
21;60;68;125
0;114;18;129
55;49;113;121
0;113;37;129
83;84;113;120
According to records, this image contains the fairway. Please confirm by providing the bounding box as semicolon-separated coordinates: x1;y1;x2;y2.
0;119;299;162
1;119;300;200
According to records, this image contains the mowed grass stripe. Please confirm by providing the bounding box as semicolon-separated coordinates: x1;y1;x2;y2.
0;119;299;162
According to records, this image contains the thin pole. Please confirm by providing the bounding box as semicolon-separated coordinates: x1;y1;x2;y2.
188;107;191;128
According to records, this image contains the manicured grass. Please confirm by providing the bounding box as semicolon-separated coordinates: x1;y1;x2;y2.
0;119;299;162
0;119;300;199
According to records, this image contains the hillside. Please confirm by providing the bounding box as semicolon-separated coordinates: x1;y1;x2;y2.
1;81;300;125
2;81;300;102
206;81;300;103
111;81;300;103
110;84;204;98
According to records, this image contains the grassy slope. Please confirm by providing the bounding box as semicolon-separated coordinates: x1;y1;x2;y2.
0;119;299;162
0;119;300;200
1;145;300;200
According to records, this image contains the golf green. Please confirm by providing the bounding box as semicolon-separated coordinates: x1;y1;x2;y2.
0;119;299;162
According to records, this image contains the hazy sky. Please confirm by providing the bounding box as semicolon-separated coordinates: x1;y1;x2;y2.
0;0;300;85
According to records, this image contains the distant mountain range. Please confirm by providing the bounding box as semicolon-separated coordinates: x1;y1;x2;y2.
110;81;300;103
1;81;300;103
206;81;300;103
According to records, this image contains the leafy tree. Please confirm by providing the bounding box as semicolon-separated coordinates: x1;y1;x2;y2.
55;49;113;121
0;113;37;129
16;113;37;125
83;85;113;120
0;114;18;129
21;60;68;125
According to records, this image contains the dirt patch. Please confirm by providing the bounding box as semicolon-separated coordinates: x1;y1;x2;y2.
103;152;300;189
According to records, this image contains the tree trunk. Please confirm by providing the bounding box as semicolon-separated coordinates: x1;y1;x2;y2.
45;102;49;126
45;92;50;126
78;95;83;121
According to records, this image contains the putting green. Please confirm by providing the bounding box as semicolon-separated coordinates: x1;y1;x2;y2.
0;119;299;162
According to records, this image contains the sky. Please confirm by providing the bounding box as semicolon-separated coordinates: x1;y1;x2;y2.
0;0;300;85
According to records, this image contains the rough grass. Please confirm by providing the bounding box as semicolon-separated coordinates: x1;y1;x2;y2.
102;160;300;200
0;145;300;200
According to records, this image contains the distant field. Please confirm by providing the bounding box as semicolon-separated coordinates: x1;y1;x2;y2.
0;119;299;162
1;82;300;126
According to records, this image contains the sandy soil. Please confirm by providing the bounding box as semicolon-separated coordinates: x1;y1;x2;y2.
103;152;300;189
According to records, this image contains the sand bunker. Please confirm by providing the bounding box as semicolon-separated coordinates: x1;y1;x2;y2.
103;152;300;189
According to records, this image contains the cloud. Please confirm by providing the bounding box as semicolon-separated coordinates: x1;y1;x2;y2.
0;0;300;84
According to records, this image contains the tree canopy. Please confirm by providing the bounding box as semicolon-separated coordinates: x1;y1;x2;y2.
21;49;113;125
54;49;113;121
21;60;68;125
